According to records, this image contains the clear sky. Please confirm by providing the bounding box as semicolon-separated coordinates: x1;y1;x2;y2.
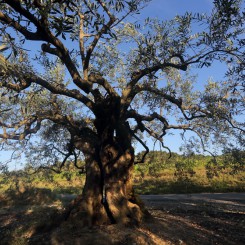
141;0;213;18
1;0;243;170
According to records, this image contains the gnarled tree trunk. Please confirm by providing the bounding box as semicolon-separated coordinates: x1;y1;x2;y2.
66;120;148;226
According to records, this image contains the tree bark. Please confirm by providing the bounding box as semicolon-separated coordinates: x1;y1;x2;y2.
99;142;143;225
65;124;148;226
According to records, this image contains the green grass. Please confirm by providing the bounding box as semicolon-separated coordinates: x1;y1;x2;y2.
0;163;244;196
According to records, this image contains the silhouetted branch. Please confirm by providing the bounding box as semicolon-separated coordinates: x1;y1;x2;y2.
131;132;149;164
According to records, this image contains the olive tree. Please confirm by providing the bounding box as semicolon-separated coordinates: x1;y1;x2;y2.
0;0;244;226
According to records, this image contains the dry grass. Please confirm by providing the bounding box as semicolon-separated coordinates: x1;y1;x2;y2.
1;166;244;198
134;167;245;194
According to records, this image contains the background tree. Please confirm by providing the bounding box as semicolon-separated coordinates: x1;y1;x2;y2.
0;0;244;226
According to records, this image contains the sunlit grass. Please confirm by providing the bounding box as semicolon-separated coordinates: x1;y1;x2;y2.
133;166;245;194
0;164;244;196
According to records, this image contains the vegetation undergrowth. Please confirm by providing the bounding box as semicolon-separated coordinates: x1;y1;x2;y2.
0;151;244;197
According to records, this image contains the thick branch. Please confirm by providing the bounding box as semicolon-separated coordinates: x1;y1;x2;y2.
0;118;41;140
5;0;41;28
40;44;92;94
3;0;92;93
127;61;188;89
122;85;183;113
79;12;86;75
0;11;43;40
127;110;194;145
127;110;169;127
122;47;243;113
96;0;115;20
88;72;118;96
121;62;187;112
0;108;83;142
83;15;116;75
0;54;94;110
124;85;213;121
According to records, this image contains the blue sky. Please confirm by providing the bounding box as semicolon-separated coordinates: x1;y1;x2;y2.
141;0;213;18
0;0;242;169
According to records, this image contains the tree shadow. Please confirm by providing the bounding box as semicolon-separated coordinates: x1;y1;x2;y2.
1;190;245;245
0;202;61;244
144;197;245;245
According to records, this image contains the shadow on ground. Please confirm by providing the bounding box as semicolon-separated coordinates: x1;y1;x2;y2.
144;197;245;245
0;189;244;244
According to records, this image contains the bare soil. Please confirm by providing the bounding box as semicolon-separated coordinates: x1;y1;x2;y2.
0;191;244;245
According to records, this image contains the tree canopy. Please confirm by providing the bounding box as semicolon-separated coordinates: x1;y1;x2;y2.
0;0;244;170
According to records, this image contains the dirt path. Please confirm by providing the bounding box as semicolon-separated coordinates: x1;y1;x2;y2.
141;193;245;245
0;193;244;244
142;193;245;202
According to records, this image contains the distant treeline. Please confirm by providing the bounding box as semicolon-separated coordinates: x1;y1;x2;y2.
135;151;212;165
